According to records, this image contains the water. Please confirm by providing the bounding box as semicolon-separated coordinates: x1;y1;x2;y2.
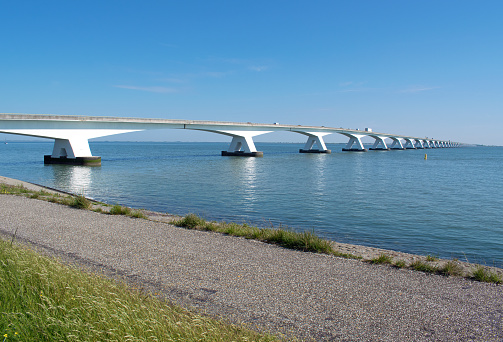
2;141;502;267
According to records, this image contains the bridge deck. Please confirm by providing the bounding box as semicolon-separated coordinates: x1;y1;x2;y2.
0;113;447;142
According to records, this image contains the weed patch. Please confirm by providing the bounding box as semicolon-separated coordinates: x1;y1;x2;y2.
129;210;148;219
438;261;464;277
110;204;131;215
410;260;437;273
426;255;439;262
472;266;502;284
173;213;207;228
368;253;393;265
69;194;91;209
394;260;407;268
109;204;147;219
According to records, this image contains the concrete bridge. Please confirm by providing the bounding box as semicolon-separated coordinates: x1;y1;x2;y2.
0;114;460;165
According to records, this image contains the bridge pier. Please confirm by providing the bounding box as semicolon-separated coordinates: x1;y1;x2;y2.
403;138;416;149
341;134;368;152
45;138;101;166
389;137;405;150
197;130;272;157
295;132;331;154
221;135;264;157
414;139;424;149
369;136;390;151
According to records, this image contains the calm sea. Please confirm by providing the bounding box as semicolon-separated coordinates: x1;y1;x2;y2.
1;141;502;267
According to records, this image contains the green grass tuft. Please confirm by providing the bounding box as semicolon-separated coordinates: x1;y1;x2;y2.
410;260;437;273
425;255;439;262
438;260;464;277
0;239;277;341
109;204;147;219
1;184;30;195
69;194;91;209
471;266;503;284
368;253;393;265
394;260;407;268
109;204;131;215
173;213;207;228
129;210;148;219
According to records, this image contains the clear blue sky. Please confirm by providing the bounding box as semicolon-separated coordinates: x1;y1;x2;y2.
1;1;502;145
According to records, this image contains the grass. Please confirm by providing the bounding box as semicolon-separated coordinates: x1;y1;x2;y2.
438;260;464;277
172;213;359;258
110;204;132;215
394;260;407;268
110;204;148;219
409;260;438;273
471;265;503;284
368;253;393;265
425;254;439;262
69;194;91;209
0;183;148;219
0;239;277;342
1;183;30;195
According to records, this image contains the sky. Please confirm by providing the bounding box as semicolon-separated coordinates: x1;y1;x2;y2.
1;1;502;145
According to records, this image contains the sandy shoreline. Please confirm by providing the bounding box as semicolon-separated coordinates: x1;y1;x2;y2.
1;175;503;341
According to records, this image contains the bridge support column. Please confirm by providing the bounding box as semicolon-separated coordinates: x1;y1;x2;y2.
207;130;271;157
414;139;424;149
341;134;367;152
222;135;263;157
389;137;405;150
403;138;416;149
296;132;331;154
369;136;390;151
44;138;101;166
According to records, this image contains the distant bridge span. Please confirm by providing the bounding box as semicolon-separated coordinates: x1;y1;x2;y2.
0;114;459;165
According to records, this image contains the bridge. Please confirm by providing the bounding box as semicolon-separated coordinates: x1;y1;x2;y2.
0;113;459;165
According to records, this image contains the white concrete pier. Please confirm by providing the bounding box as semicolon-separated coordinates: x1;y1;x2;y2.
293;130;332;154
368;135;390;151
341;133;368;152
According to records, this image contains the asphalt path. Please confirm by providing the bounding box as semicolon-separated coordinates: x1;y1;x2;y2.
1;194;502;341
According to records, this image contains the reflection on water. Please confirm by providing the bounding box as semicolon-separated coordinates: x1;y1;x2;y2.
229;157;258;212
313;154;327;199
241;158;257;210
348;152;366;197
49;165;93;195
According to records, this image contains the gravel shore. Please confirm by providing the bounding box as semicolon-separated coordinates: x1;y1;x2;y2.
1;178;502;341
